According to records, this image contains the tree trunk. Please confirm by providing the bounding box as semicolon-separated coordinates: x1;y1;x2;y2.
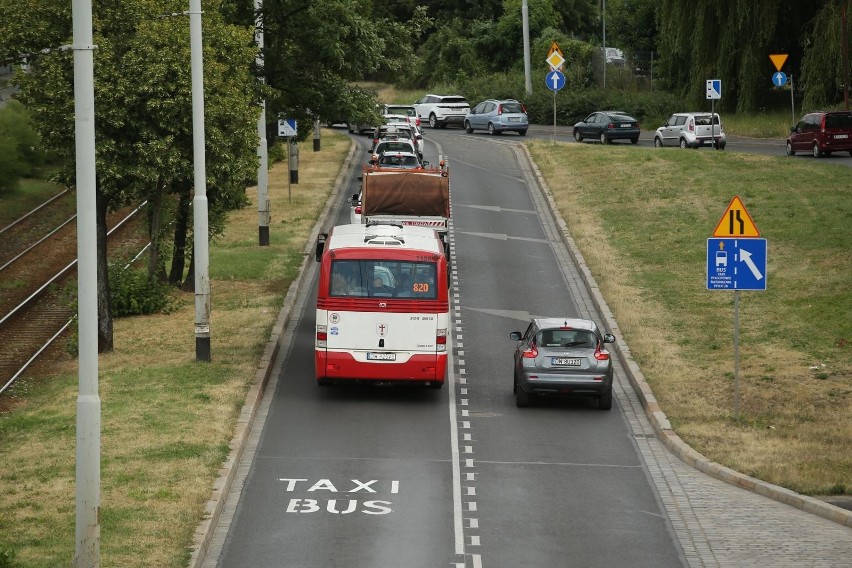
169;192;190;285
182;245;195;292
96;188;114;353
147;178;167;281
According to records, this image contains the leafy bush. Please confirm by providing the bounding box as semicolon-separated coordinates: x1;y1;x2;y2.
0;100;45;193
0;544;18;568
108;264;175;317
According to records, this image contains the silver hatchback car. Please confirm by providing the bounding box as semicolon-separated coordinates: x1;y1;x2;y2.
509;318;616;409
654;112;726;150
464;99;528;136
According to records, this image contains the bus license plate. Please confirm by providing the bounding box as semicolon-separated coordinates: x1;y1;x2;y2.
367;352;396;361
551;357;581;366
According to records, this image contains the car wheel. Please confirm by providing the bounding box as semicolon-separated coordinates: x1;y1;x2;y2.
785;141;795;156
600;132;608;145
812;143;823;158
488;123;496;135
515;386;531;408
598;389;613;410
464;121;473;134
427;381;443;389
518;129;527;136
429;113;438;129
630;137;639;144
679;138;689;149
654;137;663;148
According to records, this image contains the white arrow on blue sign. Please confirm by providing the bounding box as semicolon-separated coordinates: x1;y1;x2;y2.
772;71;787;87
545;70;566;91
706;238;767;291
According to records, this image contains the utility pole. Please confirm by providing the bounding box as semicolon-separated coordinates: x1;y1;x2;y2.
255;0;270;246
843;0;849;110
602;0;607;89
71;0;101;563
189;0;211;362
522;0;532;95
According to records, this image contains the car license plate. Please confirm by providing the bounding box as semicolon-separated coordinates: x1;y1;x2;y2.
367;352;396;361
836;134;848;139
551;357;581;366
509;117;519;122
620;124;631;128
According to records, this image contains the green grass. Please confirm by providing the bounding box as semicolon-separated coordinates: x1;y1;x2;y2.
528;141;852;494
0;178;66;228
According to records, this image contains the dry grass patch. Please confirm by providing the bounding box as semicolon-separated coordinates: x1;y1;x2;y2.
528;140;851;495
0;129;352;566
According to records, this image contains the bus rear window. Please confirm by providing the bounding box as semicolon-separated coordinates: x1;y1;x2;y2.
330;260;437;299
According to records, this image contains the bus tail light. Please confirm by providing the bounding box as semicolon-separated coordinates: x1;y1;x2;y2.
436;328;447;352
316;325;327;347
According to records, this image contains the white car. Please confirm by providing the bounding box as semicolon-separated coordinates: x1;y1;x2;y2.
348;191;362;225
414;94;470;129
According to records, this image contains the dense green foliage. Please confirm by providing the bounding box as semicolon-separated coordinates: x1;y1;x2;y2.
108;264;175;317
0;100;44;193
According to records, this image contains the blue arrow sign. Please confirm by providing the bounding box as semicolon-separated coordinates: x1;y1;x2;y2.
546;70;566;91
706;79;722;100
707;238;767;291
278;118;297;137
772;71;787;87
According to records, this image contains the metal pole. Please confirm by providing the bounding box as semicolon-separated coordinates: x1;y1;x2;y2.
602;0;606;89
842;1;849;111
552;89;556;145
733;290;740;421
313;118;321;151
71;0;100;563
255;0;270;247
190;0;211;362
522;0;532;95
790;73;796;128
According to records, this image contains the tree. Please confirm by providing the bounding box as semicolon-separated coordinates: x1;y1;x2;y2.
7;0;259;351
0;100;44;193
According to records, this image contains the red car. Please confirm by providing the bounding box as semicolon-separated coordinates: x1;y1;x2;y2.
786;111;852;158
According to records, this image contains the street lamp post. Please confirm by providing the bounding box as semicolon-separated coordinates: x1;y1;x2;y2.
189;0;211;362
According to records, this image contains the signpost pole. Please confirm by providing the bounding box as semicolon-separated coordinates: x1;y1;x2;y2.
734;290;740;421
552;90;556;145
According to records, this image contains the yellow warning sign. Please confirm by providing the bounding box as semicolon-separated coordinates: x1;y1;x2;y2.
769;54;788;72
713;196;760;237
547;41;563;58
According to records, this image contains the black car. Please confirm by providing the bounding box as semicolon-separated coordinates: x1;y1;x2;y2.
573;111;640;145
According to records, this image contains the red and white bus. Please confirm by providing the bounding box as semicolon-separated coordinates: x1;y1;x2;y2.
314;224;449;388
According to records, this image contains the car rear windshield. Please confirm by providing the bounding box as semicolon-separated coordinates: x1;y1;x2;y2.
386;106;415;116
536;329;597;348
501;102;524;113
694;115;720;125
611;114;636;123
440;97;468;104
825;113;852;129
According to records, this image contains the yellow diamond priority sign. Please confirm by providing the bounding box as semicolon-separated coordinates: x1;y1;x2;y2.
712;196;760;237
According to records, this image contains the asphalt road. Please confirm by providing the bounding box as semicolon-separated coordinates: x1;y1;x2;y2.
203;125;852;567
206;132;686;567
520;123;852;166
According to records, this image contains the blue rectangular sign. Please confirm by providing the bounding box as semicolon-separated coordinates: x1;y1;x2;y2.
706;238;767;290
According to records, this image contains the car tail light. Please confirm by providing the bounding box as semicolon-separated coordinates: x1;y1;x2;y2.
608;123;616;129
521;104;527;113
688;119;694;132
437;328;447;352
820;114;826;133
522;343;538;358
354;205;362;214
316;325;327;347
497;104;503;115
594;346;610;361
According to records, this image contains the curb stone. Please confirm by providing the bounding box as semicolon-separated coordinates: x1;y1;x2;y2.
517;142;852;530
188;137;359;567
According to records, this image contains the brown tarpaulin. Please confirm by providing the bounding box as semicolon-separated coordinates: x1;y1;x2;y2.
362;171;450;217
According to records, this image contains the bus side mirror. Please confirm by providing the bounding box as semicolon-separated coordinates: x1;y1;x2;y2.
315;233;327;262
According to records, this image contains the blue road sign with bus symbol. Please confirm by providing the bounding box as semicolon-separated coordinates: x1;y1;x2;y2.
707;238;767;291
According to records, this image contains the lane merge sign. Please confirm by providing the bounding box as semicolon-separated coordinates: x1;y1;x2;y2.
712;196;760;238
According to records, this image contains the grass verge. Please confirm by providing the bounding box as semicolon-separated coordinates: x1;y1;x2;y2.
527;140;851;495
0;129;351;567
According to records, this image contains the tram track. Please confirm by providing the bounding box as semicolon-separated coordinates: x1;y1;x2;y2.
0;200;149;397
